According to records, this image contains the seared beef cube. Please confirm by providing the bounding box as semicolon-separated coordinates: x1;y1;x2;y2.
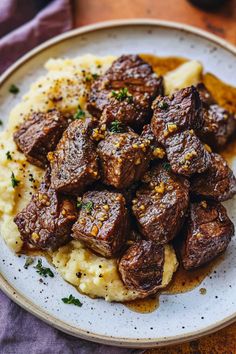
132;164;189;244
14;171;76;251
182;200;234;270
151;86;203;145
50;118;100;195
13;110;68;168
199;105;236;150
72;191;128;257
191;153;236;201
141;124;166;160
165;130;211;176
87;55;163;130
197;83;236;149
97;132;151;189
118;240;164;297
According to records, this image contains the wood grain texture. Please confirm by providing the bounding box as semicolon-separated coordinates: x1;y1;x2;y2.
74;0;236;45
72;0;236;351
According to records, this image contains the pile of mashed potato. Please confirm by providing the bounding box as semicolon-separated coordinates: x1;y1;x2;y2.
0;55;202;301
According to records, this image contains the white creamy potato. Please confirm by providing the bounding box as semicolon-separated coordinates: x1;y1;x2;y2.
0;54;203;301
164;60;203;95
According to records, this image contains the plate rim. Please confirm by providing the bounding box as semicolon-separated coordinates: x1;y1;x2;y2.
0;19;236;348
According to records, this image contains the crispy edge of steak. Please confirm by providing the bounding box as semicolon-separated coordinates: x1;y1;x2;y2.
97;131;151;189
181;200;234;270
132;164;189;244
50;118;100;195
14;170;77;251
151;86;203;145
13;110;68;168
191;153;236;201
87;55;163;129
118;240;165;297
72;190;129;257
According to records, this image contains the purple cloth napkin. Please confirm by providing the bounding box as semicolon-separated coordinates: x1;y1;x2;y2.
0;1;143;352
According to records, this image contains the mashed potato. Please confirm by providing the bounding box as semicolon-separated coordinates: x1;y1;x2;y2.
0;54;202;301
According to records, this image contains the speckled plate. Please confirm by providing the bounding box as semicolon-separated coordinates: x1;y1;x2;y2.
0;20;236;348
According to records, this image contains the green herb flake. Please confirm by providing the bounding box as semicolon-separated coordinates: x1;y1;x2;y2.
62;294;83;307
92;73;99;80
73;105;85;120
111;87;133;103
0;120;3;126
109;120;125;134
83;201;93;214
11;172;20;188
158;101;169;110
34;259;54;278
9;84;20;94
162;162;171;171
77;200;83;209
24;257;34;269
6;151;12;160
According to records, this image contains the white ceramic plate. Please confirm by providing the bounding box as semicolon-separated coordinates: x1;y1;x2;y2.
0;20;236;348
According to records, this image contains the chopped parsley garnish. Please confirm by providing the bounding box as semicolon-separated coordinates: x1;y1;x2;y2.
34;259;54;278
62;294;83;307
11;172;20;188
158;101;169;110
0;120;3;126
109;120;125;133
162;162;171;171
73;106;85;120
9;84;20;94
111;87;133;103
92;73;99;80
24;257;34;269
77;200;94;214
6;151;12;160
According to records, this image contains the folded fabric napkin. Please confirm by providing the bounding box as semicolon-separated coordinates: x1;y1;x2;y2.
0;1;143;352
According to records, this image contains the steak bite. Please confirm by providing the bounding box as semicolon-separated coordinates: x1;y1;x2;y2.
50;118;100;195
132;164;189;244
118;241;179;297
181;200;234;270
13;110;68;168
151;86;203;145
97;131;151;189
14;171;77;251
72;190;128;257
197;83;236;150
165;130;211;176
191;153;236;201
118;240;165;296
87;55;163;130
200;104;236;150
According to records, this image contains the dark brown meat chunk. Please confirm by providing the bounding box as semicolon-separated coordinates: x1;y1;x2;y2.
97;131;151;189
141;124;166;160
87;55;163;130
118;240;165;297
191;153;236;201
72;190;128;257
197;83;236;150
200;105;236;150
13;110;68;168
14;171;77;251
182;200;234;270
151;86;203;145
165;130;211;176
50;118;100;195
132;164;189;244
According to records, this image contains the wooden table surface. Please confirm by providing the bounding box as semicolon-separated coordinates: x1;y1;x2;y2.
73;0;236;352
